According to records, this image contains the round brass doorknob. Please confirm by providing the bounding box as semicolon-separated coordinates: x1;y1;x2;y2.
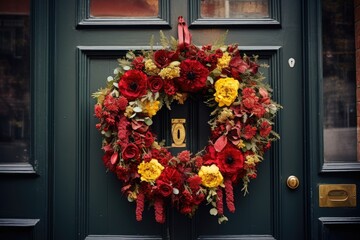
286;175;300;189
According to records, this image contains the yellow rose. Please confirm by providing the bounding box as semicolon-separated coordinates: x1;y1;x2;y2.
143;100;160;117
138;159;164;182
198;164;223;188
214;77;240;107
158;66;180;80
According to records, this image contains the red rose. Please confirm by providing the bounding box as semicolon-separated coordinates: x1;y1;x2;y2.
242;87;256;97
176;59;209;92
260;121;272;137
118;70;148;100
243;125;257;140
144;131;154;147
156;180;173;197
148;76;163;93
153;49;177;68
122;143;140;161
216;143;244;175
116;165;129;182
158;167;183;189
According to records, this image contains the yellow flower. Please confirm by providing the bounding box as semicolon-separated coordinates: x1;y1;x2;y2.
198;164;223;188
145;59;160;74
143;100;160;117
217;107;234;122
138;159;164;182
245;155;260;167
214;77;240;107
158;66;180;80
237;140;245;149
216;52;231;70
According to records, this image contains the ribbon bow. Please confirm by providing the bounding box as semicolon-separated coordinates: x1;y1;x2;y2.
178;16;192;45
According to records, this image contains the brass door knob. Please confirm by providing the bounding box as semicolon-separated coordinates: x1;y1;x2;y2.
287;175;300;189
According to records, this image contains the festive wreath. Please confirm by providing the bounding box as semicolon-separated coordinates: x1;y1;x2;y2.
93;17;280;224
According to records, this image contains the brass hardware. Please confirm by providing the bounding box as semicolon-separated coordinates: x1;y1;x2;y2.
171;119;186;147
286;175;300;189
319;184;356;207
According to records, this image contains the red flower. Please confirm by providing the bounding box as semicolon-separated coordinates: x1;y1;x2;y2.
132;56;144;70
158;167;183;189
177;150;190;163
104;95;119;112
252;104;266;118
122;143;140;161
94;104;102;118
260;121;272;137
176;59;209;92
243;125;257;140
153;49;177;68
156;180;173;197
116;165;129;182
216;143;244;175
136;192;145;221
117;96;128;111
187;175;202;192
229;56;249;79
144;131;154;147
118;70;148;100
242;88;259;109
163;79;177;96
148;76;163;93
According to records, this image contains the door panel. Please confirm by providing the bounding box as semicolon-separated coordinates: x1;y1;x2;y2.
54;0;304;239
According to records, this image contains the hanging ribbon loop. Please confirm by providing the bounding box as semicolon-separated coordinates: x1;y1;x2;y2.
178;16;192;45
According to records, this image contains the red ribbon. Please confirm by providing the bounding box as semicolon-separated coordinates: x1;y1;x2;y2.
178;16;192;45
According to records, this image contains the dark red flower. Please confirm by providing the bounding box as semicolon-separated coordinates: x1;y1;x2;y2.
229;56;249;79
163;79;177;96
260;121;272;137
156;180;173;197
118;70;148;100
177;150;190;163
144;131;154;147
158;167;183;189
187;175;202;192
216;143;244;175
153;49;177;68
122;143;140;161
176;59;209;92
243;125;257;140
148;76;163;93
115;165;129;182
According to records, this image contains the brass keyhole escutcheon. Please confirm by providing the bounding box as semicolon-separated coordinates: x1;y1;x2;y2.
287;175;300;189
171;119;186;148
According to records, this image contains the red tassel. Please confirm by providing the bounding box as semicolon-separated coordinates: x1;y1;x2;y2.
154;198;165;223
177;16;192;45
225;178;235;213
135;193;145;221
216;188;224;216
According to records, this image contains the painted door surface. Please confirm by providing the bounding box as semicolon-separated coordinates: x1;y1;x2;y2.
53;0;304;239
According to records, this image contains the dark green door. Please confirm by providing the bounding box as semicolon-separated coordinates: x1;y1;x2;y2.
53;0;304;239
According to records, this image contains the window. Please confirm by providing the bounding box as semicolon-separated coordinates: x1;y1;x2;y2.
322;0;358;163
0;1;30;163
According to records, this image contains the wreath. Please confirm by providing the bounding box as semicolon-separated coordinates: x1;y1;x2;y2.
93;17;280;224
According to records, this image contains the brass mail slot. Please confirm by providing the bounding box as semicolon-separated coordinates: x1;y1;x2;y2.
319;184;356;207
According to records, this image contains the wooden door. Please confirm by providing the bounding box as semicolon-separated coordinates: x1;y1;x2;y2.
53;0;305;239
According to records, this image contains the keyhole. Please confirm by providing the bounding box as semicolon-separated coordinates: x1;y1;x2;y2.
177;129;180;139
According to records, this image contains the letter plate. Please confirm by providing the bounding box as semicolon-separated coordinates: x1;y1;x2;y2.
171;119;186;148
319;184;356;207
